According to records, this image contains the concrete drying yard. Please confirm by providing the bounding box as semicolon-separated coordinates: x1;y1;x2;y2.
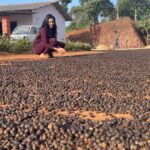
0;49;150;149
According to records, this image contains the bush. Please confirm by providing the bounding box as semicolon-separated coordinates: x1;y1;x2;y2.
0;37;10;52
0;38;91;53
65;40;92;51
66;22;90;33
10;39;31;53
0;38;31;53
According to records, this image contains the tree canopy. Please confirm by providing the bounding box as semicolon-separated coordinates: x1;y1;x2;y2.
66;0;115;31
66;0;150;33
118;0;150;20
79;0;115;23
60;0;72;11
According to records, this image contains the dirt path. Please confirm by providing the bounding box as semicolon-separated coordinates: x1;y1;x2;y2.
0;51;105;62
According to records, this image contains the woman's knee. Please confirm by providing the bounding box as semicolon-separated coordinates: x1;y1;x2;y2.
49;38;57;45
32;48;43;55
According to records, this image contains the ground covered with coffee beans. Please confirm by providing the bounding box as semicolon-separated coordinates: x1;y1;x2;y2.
0;50;150;150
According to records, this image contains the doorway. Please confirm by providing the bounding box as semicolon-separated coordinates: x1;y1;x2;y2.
10;21;17;33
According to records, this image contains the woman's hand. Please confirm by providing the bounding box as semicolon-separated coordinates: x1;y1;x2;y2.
54;47;66;56
57;48;66;53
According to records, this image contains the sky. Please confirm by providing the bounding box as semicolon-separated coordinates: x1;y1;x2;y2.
68;0;117;9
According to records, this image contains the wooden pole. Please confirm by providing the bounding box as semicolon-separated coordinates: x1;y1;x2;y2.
134;9;137;21
116;0;119;19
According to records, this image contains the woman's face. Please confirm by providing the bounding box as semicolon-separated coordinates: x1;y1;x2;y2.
48;18;54;29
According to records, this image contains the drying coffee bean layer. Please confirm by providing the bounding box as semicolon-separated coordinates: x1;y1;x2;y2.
0;50;150;149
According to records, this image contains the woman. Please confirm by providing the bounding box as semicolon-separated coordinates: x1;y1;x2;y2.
32;14;66;58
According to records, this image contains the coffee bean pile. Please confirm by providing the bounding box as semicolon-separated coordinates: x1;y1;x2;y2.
0;50;150;149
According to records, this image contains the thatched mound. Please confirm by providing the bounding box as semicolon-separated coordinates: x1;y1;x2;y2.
66;17;145;49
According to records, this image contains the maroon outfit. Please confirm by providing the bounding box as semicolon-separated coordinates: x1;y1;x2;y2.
32;27;64;55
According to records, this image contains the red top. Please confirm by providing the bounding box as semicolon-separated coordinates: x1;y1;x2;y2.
32;27;55;53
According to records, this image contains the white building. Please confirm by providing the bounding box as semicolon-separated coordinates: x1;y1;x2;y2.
0;0;71;41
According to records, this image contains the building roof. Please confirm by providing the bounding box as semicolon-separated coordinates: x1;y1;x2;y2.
0;0;72;21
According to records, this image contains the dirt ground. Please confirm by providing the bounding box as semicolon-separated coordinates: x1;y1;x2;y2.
1;48;149;62
0;51;105;62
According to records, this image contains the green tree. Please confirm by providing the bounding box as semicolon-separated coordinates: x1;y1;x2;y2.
60;0;72;11
80;0;115;23
66;6;91;32
131;0;150;19
66;0;115;32
136;17;150;45
117;0;150;20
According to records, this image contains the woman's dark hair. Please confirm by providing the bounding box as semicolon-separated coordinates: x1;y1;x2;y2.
41;14;57;40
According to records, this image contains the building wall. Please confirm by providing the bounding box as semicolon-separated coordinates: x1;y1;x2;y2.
9;14;33;25
0;15;32;35
0;15;32;26
32;5;65;41
0;4;66;40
